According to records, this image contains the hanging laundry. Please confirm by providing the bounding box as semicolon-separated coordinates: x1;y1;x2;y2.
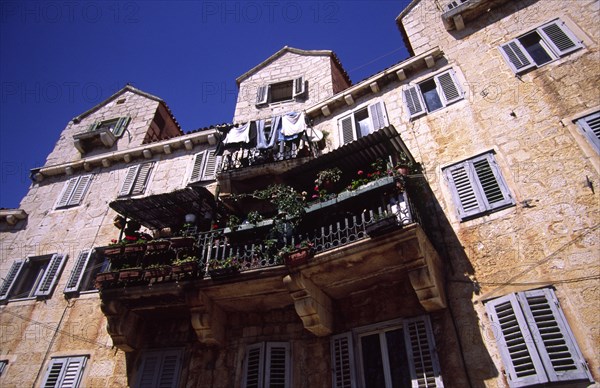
280;112;306;136
223;122;251;144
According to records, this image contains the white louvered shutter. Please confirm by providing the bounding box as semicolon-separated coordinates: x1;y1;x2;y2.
120;165;139;196
403;316;444;388
201;150;219;181
293;76;306;98
68;175;91;206
112;116;130;137
56;177;79;208
518;289;592;383
190;151;206;183
265;342;290;388
243;343;265;388
403;86;427;118
538;20;582;57
64;250;92;294
0;259;25;302
340;115;355;145
445;162;484;219
256;85;269;105
131;163;153;195
35;254;67;297
42;356;87;388
331;332;357;388
472;155;513;210
42;358;67;388
499;40;536;74
368;101;389;132
577;112;600;154
435;70;463;106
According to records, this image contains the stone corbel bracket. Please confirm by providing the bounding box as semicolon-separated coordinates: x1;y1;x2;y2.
283;272;333;336
100;300;143;352
187;290;226;346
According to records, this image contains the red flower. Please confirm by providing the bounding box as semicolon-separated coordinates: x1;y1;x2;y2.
314;186;319;191
357;170;364;175
367;173;372;178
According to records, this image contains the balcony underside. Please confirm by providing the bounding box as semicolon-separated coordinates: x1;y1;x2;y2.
100;223;445;351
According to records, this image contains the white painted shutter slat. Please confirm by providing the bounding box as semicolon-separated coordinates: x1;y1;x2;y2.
292;76;306;98
119;165;139;197
60;357;87;388
538;20;582;57
57;177;79;208
265;342;290;388
435;70;463;105
64;250;92;294
331;332;357;388
403;86;427;118
189;152;206;183
519;289;591;383
201;150;219;181
42;358;67;388
368;101;389;132
499;40;536;74
340;116;355;145
131;163;153;195
577;112;600;154
113;116;130;137
243;343;264;388
0;260;25;301
472;155;512;210
403;316;444;388
35;253;67;297
256;85;269;105
68;175;91;206
446;163;484;219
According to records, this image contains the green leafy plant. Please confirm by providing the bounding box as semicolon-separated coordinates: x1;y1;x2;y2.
247;211;263;225
209;255;241;270
227;215;242;231
172;255;198;266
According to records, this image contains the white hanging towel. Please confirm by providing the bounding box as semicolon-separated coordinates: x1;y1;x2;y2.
281;112;306;136
223;122;251;144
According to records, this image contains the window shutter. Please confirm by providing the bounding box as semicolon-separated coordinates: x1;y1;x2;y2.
368;101;389;132
189;151;206;183
119;165;139;197
445;162;485;219
576;112;600;154
256;85;269;105
403;316;444;388
403;86;427;118
339;115;355;145
292;76;306;98
113;116;130;137
0;259;25;302
42;356;87;388
472;154;513;210
499;40;536;74
64;250;92;294
137;353;161;387
518;289;592;383
243;343;265;388
56;177;79;208
136;349;183;388
68;175;92;206
201;150;219;181
265;342;290;388
538;20;582;57
131;163;153;195
42;358;67;388
87;122;99;132
435;70;463;105
331;332;357;388
35;253;66;297
156;349;183;388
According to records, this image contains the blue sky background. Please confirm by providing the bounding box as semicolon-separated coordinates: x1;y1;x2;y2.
0;0;411;208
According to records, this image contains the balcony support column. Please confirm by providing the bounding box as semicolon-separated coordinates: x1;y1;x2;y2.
284;272;333;336
100;300;142;352
187;291;226;346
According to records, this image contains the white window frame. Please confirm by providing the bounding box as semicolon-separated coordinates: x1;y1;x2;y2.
88;116;130;138
255;76;306;106
134;348;184;388
337;100;389;145
499;18;583;74
575;111;600;154
485;288;592;387
64;249;110;295
242;342;291;388
443;152;514;220
189;149;220;183
55;174;92;209
331;315;444;388
0;253;67;303
119;162;154;197
41;355;88;388
403;68;464;119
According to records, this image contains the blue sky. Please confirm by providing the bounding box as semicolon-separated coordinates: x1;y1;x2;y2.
0;0;411;208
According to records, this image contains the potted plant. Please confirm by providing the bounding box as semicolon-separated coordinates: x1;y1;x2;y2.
171;255;199;275
316;167;342;192
145;239;171;252
123;238;147;254
226;215;242;231
208;255;241;280
95;270;119;287
118;264;144;281
280;240;315;266
144;263;171;279
246;211;263;225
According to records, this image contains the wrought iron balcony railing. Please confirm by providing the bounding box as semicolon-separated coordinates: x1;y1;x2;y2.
220;143;320;172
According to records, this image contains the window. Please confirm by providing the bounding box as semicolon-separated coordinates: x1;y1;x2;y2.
403;69;463;118
575;111;600;154
500;19;583;74
0;360;7;376
443;152;513;220
134;349;183;388
338;101;389;145
256;76;306;106
119;163;153;197
56;175;92;209
0;253;67;303
64;249;110;295
331;315;444;388
88;116;130;138
242;342;291;388
189;150;219;183
485;288;592;387
41;356;88;388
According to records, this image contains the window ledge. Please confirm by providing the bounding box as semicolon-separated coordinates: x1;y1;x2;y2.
73;127;116;154
441;0;511;31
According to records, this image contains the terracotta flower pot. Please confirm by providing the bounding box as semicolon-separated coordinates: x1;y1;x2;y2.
171;261;199;275
284;248;314;266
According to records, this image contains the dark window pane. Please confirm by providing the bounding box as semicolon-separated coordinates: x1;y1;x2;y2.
354;108;371;138
386;329;412;388
419;79;443;112
361;334;385;388
519;32;553;66
270;81;294;103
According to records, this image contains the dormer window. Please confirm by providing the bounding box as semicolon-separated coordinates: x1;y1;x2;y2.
89;117;130;138
256;76;306;106
73;116;130;154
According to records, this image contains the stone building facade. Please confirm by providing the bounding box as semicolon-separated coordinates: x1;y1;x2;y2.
0;1;598;387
